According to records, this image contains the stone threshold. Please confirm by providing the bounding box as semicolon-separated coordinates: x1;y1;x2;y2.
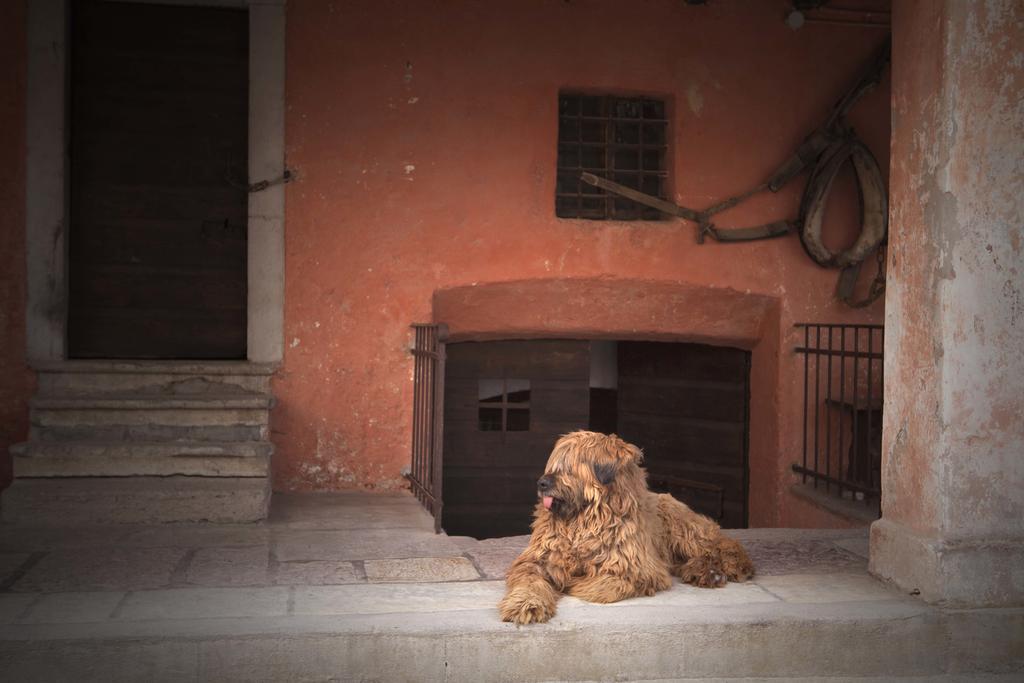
790;481;880;525
1;493;1018;679
0;580;1020;681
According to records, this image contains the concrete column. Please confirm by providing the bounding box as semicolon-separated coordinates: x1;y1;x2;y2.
870;0;1024;606
25;0;68;363
247;1;286;364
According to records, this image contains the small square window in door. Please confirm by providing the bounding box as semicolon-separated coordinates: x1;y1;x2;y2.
477;379;530;432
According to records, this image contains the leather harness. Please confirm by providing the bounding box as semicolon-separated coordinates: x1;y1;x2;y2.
582;39;891;308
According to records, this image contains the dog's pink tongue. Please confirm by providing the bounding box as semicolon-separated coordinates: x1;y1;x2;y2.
543;496;553;510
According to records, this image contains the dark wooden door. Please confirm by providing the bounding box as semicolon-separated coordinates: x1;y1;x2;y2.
616;342;750;528
443;341;591;539
68;1;249;359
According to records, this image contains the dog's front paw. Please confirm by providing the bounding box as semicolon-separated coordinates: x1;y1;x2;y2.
679;556;728;588
719;538;755;582
499;587;556;625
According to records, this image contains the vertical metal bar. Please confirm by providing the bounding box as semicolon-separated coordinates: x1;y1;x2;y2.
605;96;613;219
431;326;448;533
419;327;428;499
411;328;421;505
421;330;429;506
876;326;884;512
742;351;751;527
825;325;833;494
419;328;427;504
414;327;421;504
866;327;875;505
813;325;821;489
419;325;428;501
419;328;427;505
576;95;583;217
838;326;846;499
852;326;861;489
429;326;437;501
639;113;646;220
801;324;809;483
430;327;437;502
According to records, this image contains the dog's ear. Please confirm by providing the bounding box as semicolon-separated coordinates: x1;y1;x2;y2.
607;434;644;466
592;461;617;486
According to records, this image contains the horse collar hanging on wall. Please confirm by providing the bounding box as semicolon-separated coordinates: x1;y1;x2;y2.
582;38;891;308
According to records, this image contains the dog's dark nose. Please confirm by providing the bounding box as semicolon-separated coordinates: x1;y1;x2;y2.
537;475;555;492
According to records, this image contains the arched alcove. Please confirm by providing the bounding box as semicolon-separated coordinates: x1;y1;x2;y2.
432;278;783;532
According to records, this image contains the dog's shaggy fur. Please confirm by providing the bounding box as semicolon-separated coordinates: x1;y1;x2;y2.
499;430;754;624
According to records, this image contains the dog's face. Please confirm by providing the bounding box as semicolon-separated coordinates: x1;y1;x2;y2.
536;431;644;519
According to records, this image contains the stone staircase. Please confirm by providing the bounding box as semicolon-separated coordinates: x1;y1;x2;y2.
2;361;277;523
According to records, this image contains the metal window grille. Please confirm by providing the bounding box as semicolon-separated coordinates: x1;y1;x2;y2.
556;93;668;220
792;323;883;510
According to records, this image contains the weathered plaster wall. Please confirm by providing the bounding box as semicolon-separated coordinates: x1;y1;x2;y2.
938;0;1024;544
279;0;890;527
0;0;889;526
871;0;1024;606
0;0;30;491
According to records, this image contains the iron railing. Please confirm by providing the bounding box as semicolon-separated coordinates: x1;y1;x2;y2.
409;323;448;533
793;322;883;509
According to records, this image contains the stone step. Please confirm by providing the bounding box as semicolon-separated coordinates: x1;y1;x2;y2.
29;394;271;442
32;423;266;443
0;581;1020;681
10;440;272;477
32;394;274;410
8;361;277;524
32;360;277;395
0;476;270;524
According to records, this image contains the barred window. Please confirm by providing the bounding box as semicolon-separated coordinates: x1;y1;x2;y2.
556;93;668;221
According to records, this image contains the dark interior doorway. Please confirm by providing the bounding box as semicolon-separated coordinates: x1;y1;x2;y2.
442;340;591;539
615;341;750;529
68;0;249;359
441;339;750;539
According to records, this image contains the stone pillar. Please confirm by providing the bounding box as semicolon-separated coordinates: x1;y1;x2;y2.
247;0;286;364
870;0;1024;606
25;0;68;363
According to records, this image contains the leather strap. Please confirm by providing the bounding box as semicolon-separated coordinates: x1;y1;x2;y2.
701;220;795;243
576;38;891;307
799;138;888;268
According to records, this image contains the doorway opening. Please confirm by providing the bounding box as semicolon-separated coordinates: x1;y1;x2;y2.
67;0;249;359
441;339;750;539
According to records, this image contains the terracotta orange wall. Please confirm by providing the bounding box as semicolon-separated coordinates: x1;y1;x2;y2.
279;0;890;527
0;0;29;492
0;1;890;526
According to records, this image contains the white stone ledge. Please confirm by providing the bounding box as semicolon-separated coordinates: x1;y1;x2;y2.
2;599;999;681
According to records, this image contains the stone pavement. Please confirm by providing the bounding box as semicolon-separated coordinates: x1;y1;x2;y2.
0;492;1021;681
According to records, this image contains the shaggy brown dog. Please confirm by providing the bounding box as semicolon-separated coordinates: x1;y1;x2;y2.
499;430;754;625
